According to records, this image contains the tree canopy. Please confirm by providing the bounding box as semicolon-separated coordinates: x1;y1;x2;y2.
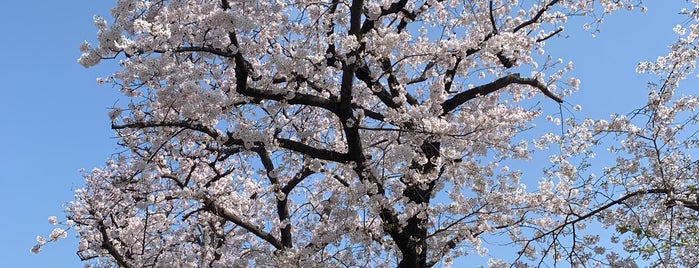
34;0;699;267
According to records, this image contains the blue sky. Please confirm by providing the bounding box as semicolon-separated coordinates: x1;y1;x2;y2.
0;1;694;267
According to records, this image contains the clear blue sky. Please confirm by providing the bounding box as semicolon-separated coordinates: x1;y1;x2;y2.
0;1;693;267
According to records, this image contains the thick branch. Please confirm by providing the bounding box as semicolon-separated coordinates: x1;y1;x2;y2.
441;73;562;115
225;136;350;164
215;7;251;97
339;0;406;251
665;197;699;211
281;167;315;194
325;0;340;67
355;104;386;121
355;63;402;109
443;57;462;94
251;147;293;248
276;138;350;163
349;0;363;37
381;0;409;17
236;86;338;113
203;197;284;250
155;46;236;58
96;218;133;268
380;58;418;105
115;121;350;164
340;0;367;166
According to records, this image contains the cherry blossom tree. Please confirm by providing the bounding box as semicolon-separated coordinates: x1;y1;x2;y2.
33;0;699;267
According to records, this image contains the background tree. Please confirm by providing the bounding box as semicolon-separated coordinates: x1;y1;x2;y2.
33;0;699;267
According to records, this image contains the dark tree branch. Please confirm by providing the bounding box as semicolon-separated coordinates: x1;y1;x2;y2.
220;0;229;10
395;0;429;33
394;140;441;267
443;43;497;94
488;0;498;34
113;121;350;164
236;86;338;114
665;197;699;211
512;0;561;33
381;58;401;99
331;174;351;187
381;0;409;17
355;104;386;121
488;1;515;68
340;2;405;262
426;215;522;267
359;0;408;34
340;0;367;167
441;73;562;115
156;46;236;58
407;61;435;85
348;0;363;37
203;197;284;250
380;58;418;105
202;164;236;188
325;0;340;68
272;74;335;97
281;167;315;194
443;57;462;94
208;219;227;266
337;1;405;255
537;27;564;42
355;63;402;109
496;52;515;68
217;1;253;98
251;147;293;248
95;217;133;268
251;147;277;184
276;138;351;163
226;136;351;164
113;121;221;140
532;188;671;242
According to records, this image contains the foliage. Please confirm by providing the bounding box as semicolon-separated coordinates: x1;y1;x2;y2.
33;0;699;267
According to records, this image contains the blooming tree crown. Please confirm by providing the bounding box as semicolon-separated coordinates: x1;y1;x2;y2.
34;0;699;267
